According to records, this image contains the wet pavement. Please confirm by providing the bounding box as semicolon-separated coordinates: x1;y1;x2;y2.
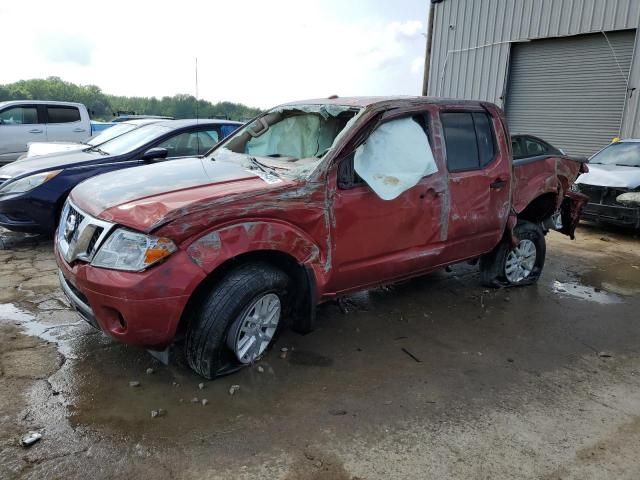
1;224;640;479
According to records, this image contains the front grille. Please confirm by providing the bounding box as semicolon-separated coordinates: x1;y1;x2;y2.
56;200;115;264
579;184;629;206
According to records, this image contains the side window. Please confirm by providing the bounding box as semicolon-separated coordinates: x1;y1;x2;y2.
156;131;205;157
441;112;496;171
339;114;430;190
473;113;495;167
512;138;524;159
0;106;38;125
525;137;547;157
47;106;81;123
196;130;219;154
351;114;438;200
221;124;240;138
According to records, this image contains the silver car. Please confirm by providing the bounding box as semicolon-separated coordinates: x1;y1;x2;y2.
575;139;640;229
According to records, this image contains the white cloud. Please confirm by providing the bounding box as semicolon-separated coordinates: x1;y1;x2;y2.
0;0;428;109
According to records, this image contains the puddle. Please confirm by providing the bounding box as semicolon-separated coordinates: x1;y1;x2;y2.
552;281;621;304
580;264;640;297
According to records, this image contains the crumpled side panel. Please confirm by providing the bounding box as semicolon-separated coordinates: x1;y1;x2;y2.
354;117;438;200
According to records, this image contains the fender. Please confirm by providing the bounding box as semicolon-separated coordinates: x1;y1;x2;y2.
184;220;325;277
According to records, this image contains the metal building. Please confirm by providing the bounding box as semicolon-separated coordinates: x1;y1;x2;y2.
423;0;640;156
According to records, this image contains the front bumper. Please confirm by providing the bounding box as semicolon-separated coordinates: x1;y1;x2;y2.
55;243;207;349
0;191;58;234
582;202;640;229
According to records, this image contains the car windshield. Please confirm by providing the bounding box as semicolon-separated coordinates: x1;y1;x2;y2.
210;105;360;178
91;124;171;155
589;142;640;167
86;123;137;146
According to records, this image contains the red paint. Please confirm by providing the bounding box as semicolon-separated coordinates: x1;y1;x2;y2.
62;97;587;348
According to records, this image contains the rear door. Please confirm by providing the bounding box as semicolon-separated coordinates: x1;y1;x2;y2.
439;109;510;261
45;105;88;142
0;104;45;161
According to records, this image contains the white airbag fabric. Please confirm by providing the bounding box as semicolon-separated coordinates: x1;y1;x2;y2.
354;118;437;200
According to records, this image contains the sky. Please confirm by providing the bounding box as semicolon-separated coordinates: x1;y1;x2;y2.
0;0;429;109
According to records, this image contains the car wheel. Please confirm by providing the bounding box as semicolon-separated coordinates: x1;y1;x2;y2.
480;220;546;287
185;262;290;379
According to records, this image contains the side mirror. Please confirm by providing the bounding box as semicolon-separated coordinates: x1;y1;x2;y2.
141;147;168;161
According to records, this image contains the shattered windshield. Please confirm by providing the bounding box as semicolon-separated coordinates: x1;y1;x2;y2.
210;105;361;178
590;142;640;167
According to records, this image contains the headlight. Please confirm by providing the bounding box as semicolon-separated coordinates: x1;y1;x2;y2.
0;170;61;195
91;228;177;272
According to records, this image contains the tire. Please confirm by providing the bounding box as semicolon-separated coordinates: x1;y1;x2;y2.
185;263;290;379
480;220;546;288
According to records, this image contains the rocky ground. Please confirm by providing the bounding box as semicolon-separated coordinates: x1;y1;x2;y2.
1;224;640;479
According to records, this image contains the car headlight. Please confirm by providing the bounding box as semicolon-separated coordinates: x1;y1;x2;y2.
0;170;61;195
91;228;177;272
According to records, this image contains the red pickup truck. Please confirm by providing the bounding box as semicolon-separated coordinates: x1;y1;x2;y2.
55;97;587;378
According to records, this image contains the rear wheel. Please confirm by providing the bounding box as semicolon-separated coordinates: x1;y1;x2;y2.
185;263;289;379
480;221;546;287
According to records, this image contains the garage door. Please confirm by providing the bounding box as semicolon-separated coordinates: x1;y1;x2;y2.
506;30;635;157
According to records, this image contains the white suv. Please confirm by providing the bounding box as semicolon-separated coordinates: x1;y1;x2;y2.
0;100;91;163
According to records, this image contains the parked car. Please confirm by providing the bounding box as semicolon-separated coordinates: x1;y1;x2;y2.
575;139;640;229
511;134;565;160
89;121;116;135
0;119;242;234
23;118;162;159
0;101;92;163
55;96;587;378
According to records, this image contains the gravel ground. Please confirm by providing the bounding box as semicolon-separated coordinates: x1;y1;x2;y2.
1;224;640;479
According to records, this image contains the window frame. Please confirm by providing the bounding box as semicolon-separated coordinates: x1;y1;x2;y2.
337;111;433;190
0;104;41;125
45;105;82;124
440;109;498;173
151;126;223;159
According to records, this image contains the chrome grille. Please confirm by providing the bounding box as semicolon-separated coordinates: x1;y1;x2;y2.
56;200;115;264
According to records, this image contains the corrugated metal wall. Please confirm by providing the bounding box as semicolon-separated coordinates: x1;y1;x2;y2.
426;0;640;137
506;30;635;156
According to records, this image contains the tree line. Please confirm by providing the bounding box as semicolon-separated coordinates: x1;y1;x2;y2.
0;77;262;121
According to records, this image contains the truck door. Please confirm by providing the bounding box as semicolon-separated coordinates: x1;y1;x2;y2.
44;105;88;142
327;113;446;293
0;104;45;162
439;110;511;261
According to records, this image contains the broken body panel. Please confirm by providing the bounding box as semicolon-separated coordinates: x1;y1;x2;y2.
56;97;586;349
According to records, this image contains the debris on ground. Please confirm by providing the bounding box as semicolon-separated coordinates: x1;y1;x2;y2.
191;397;199;403
198;382;205;390
229;385;240;396
146;368;154;375
598;352;613;358
401;347;422;363
257;365;265;373
329;409;348;416
151;409;166;418
129;381;140;388
201;399;209;406
20;432;42;447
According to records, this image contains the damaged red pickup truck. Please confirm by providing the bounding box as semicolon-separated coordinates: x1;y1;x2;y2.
55;97;588;378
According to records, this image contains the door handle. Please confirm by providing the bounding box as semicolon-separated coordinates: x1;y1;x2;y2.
490;179;507;189
73;128;86;133
29;129;43;134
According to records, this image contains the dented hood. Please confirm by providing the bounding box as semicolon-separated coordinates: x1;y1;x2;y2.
576;163;640;189
70;156;281;231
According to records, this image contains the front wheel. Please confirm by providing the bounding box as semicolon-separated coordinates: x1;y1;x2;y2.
185;263;290;379
480;220;546;287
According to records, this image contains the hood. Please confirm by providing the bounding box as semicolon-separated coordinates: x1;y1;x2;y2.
0;148;103;179
576;163;640;189
27;141;84;158
70;156;290;231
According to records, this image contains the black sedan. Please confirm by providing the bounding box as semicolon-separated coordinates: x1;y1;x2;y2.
0;119;242;234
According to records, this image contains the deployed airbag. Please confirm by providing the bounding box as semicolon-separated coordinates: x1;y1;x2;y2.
354;117;437;200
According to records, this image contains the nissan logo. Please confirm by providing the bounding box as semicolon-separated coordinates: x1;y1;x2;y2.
64;213;77;242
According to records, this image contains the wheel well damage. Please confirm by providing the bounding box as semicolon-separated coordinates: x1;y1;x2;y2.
176;250;316;341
